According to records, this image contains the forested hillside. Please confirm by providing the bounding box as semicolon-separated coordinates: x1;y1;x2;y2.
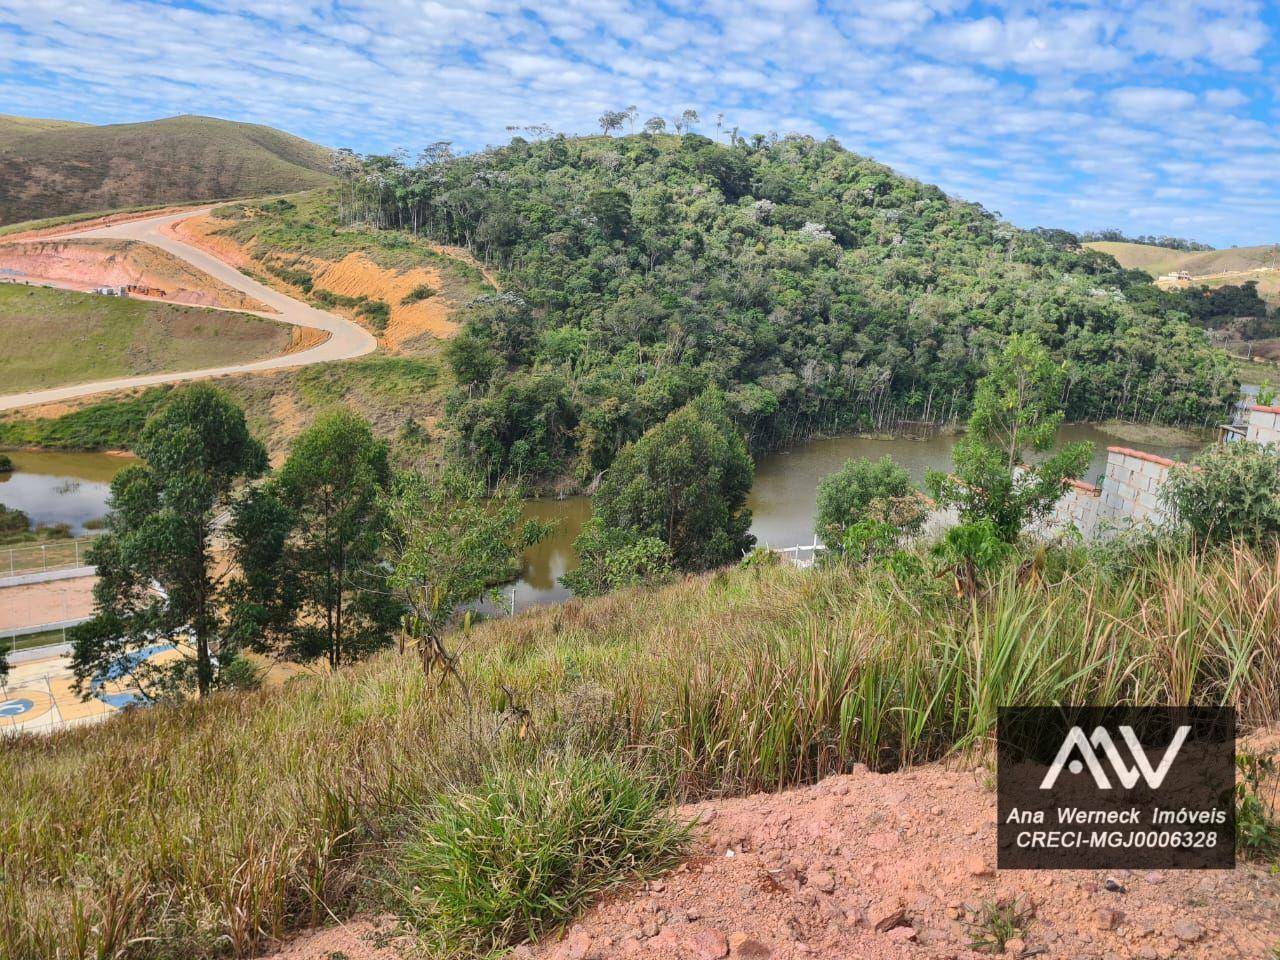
336;133;1236;484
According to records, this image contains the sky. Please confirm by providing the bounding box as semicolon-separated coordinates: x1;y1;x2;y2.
1;1;1277;247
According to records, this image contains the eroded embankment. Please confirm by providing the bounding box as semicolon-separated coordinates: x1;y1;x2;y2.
0;238;268;311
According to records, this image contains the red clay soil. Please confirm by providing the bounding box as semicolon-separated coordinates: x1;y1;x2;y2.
258;759;1279;960
0;238;267;311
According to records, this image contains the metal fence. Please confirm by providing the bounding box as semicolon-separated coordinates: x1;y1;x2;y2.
2;624;76;660
0;537;96;578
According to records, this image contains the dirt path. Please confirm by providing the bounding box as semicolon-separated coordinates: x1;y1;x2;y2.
0;208;377;412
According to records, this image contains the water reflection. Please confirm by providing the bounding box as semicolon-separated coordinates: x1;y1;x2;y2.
514;423;1208;609
0;451;134;533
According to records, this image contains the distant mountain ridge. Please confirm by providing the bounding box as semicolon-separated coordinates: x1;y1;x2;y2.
0;114;334;225
1085;240;1280;279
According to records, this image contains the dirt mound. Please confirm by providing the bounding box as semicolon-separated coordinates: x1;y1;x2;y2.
0;238;267;311
258;760;1277;960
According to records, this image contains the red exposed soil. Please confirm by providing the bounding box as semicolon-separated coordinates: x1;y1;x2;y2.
0;238;267;311
258;757;1279;960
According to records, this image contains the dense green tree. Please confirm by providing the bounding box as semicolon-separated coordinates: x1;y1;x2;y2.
228;410;401;670
928;335;1091;541
592;392;754;571
815;456;927;558
385;470;547;678
70;386;267;699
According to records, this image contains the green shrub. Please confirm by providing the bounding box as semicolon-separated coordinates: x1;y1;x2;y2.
311;288;366;310
0;453;12;472
1236;752;1280;862
263;261;314;293
931;519;1013;595
0;502;31;535
355;298;390;332
815;455;925;558
394;753;687;956
401;283;437;305
1163;442;1280;544
561;518;674;597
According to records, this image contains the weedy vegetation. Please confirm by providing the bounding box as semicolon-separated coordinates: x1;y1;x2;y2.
2;538;1279;957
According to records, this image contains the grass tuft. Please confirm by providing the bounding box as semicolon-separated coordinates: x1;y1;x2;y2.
393;752;688;957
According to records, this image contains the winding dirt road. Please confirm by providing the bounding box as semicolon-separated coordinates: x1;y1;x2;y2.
0;208;377;412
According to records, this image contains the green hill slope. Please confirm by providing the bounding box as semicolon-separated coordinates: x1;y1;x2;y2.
1;540;1277;958
0;114;88;149
339;133;1235;484
0;114;334;225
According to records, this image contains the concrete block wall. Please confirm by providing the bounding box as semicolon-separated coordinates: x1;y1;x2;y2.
1045;478;1102;537
1098;446;1177;529
1245;405;1280;446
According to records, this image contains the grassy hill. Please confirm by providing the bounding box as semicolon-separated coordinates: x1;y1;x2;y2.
1;540;1276;958
1087;239;1280;278
0;284;293;392
0;114;334;225
0;114;87;149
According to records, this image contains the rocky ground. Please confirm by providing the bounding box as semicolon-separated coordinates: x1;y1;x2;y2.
260;758;1278;960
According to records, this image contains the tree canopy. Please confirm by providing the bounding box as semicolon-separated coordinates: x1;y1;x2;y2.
70;386;267;699
228;410;401;670
928;334;1091;541
589;392;754;572
329;132;1236;486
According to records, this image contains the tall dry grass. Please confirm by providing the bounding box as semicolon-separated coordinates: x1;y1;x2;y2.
1;541;1277;958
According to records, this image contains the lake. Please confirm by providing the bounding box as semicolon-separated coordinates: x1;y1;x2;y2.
0;451;135;534
1;423;1208;609
511;423;1208;610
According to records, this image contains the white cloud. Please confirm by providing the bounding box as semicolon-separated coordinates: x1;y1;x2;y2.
0;0;1274;244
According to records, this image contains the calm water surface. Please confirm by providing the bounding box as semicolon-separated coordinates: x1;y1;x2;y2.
1;426;1207;608
513;423;1208;610
0;451;135;533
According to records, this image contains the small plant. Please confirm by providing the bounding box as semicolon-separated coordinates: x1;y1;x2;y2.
966;897;1034;954
393;753;688;956
356;298;391;333
931;519;1013;596
1236;751;1280;862
0;453;13;473
401;283;437;305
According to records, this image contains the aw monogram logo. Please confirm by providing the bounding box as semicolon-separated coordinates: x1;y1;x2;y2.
997;706;1235;870
1039;723;1191;790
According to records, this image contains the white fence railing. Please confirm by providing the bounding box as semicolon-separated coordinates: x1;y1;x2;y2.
768;539;827;569
0;537;96;578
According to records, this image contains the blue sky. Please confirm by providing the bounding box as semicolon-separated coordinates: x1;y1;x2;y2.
1;1;1276;247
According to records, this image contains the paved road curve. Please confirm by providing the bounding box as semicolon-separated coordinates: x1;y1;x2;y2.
0;207;377;412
